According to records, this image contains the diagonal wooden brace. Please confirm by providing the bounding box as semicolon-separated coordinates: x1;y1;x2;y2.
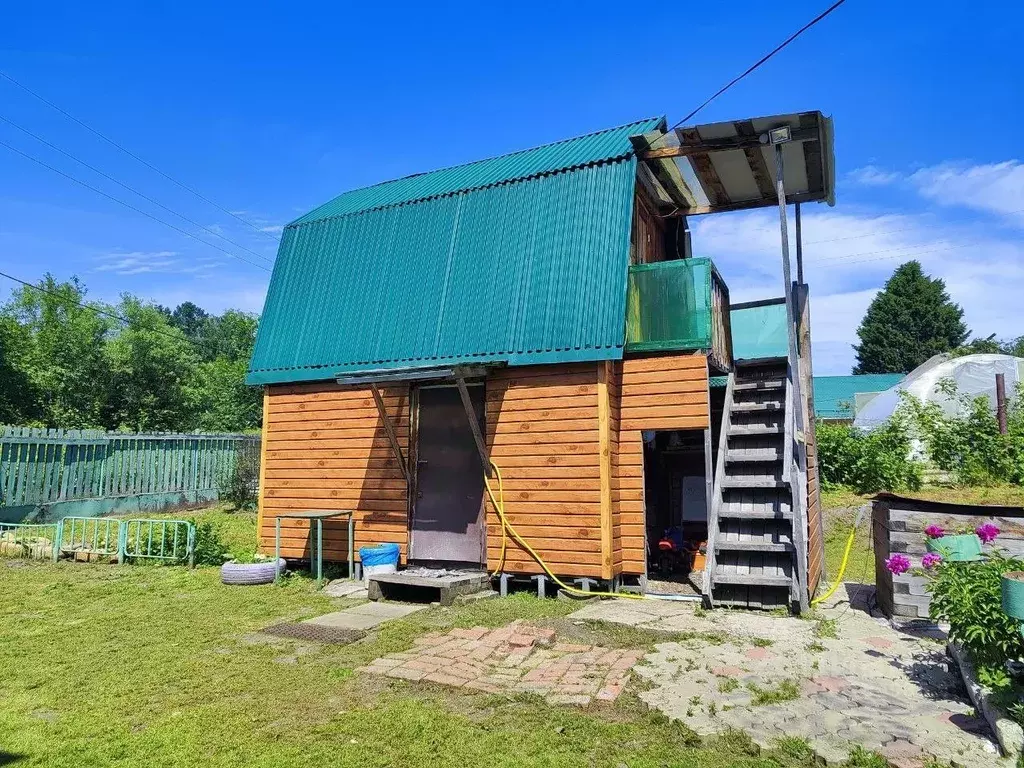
369;383;410;485
454;373;489;475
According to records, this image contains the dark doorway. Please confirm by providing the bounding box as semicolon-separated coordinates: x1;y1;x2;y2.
410;385;486;566
643;429;709;595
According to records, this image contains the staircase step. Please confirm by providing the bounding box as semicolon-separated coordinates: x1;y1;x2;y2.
733;380;785;392
729;424;784;437
712;572;793;588
731;402;783;413
725;450;782;463
715;539;794;554
734;356;787;369
721;477;788;489
718;506;792;520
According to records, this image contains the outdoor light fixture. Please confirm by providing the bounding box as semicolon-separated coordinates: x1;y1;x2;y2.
767;125;792;145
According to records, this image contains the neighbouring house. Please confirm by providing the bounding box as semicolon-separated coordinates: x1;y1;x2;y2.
248;112;836;612
813;373;906;423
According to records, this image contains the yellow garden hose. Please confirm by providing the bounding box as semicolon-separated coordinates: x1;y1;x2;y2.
485;461;650;601
810;505;867;606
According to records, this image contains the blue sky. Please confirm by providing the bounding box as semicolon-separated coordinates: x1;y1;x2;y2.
1;1;1021;374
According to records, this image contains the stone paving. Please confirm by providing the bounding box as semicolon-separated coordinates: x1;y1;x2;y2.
569;587;1005;768
357;620;644;705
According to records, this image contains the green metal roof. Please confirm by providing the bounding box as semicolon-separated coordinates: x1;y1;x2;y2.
814;374;905;420
248;117;663;385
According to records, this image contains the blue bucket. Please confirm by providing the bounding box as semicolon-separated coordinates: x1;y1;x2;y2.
359;543;400;567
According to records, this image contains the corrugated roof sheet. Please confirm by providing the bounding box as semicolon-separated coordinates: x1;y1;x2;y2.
292;118;663;225
249;118;663;385
814;374;906;420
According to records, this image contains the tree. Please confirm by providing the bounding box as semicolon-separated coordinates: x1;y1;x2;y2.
953;334;1024;358
102;298;199;432
188;357;262;432
0;315;39;424
0;275;111;428
853;261;969;374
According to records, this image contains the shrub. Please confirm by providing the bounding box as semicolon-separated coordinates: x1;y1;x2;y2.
191;519;230;566
927;549;1024;668
218;446;259;510
816;414;922;493
902;382;1024;486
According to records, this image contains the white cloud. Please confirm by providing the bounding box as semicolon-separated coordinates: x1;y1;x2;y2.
847;165;901;186
692;206;1024;374
93;251;223;276
848;160;1024;228
259;225;284;234
908;161;1024;226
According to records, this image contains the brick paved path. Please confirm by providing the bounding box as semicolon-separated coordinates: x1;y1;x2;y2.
357;620;643;706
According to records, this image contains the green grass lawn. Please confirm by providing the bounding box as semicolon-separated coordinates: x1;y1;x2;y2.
1;507;833;768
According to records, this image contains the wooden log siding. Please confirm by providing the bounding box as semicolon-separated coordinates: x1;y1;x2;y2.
484;364;605;578
612;353;710;575
259;382;411;561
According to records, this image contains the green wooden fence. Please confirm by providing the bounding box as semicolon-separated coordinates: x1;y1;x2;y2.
0;426;260;523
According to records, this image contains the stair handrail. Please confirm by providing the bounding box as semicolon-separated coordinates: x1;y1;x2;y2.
703;371;735;605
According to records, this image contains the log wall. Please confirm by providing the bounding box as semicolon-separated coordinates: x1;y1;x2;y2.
484;364;605;578
258;382;410;561
612;353;711;575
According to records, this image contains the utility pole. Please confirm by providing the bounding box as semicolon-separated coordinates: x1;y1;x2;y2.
996;373;1008;435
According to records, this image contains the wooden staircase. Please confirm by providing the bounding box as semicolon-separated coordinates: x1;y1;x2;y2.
704;357;809;612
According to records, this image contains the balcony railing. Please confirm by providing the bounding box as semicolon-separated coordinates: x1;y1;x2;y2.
625;257;733;370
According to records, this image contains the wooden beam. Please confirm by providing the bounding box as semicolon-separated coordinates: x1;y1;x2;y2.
639;127;818;161
597;361;613;581
680;128;730;206
256;388;270;549
455;374;490;474
735;120;776;200
799;113;824;197
370;383;410;486
680;191;825;216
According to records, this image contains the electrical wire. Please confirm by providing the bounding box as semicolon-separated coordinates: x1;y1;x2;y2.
0;269;208;344
0;69;281;243
0;138;271;272
0;113;275;266
666;0;850;133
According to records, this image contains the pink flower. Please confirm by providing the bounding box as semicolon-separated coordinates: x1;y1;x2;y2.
976;524;1000;544
922;552;943;569
924;524;945;539
885;554;912;575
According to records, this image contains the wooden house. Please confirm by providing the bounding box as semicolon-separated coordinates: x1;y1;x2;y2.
247;112;835;611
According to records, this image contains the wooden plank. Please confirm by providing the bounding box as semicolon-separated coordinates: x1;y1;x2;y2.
597;362;613;580
735;120;776;200
621;354;707;374
256;390;270;547
639;127;818;160
680;129;730;206
489;431;599;447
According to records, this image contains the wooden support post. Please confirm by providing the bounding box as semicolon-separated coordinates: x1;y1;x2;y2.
795;202;804;285
997;373;1008;435
454;374;489;473
597;361;614;581
370;383;410;485
255;388;270;549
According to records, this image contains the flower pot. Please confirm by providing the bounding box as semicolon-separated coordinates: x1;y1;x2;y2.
925;533;982;561
1002;572;1024;621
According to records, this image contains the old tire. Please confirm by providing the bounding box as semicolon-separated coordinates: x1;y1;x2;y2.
220;559;286;586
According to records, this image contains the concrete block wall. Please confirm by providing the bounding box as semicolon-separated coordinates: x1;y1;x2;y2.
872;498;1024;620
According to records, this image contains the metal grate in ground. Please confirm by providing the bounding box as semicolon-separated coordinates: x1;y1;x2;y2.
262;622;366;645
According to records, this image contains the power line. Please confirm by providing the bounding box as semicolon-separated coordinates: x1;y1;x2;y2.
668;0;849;131
0;69;281;243
0;138;271;272
0;269;204;344
0;113;275;266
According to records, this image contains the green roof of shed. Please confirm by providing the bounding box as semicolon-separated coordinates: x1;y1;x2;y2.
248;117;664;385
813;374;905;419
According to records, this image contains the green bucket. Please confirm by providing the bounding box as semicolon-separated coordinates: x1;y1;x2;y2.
926;533;982;562
1002;572;1024;621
